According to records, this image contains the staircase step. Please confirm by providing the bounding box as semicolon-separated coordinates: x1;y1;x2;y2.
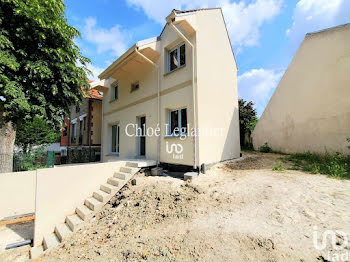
55;223;72;241
76;205;93;221
100;183;117;194
114;171;130;180
107;177;120;187
66;214;83;232
30;245;45;259
43;232;60;250
120;166;138;174
93;190;110;202
85;197;103;211
126;161;139;168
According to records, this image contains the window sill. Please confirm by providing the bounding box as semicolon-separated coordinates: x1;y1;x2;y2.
163;64;186;77
164;134;188;139
106;153;119;156
109;99;118;104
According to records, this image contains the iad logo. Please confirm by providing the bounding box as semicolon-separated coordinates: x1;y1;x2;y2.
313;226;348;261
165;142;183;160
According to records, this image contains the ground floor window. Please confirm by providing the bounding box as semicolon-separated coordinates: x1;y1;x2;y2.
169;107;187;135
111;124;120;153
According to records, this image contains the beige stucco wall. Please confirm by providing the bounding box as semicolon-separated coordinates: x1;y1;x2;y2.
252;24;350;155
92;100;102;145
101;9;240;166
34;161;124;246
0;171;36;220
196;9;240;164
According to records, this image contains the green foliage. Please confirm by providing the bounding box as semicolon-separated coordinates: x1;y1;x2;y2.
238;99;258;148
0;0;90;129
15;116;60;151
13;147;46;171
287;152;350;179
272;161;285;172
259;142;272;153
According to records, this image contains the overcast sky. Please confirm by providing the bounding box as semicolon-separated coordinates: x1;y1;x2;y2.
65;0;350;116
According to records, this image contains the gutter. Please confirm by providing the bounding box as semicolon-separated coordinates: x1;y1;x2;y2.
169;21;198;170
135;48;161;165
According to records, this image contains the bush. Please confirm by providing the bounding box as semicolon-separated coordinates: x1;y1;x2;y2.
287;152;350;179
272;161;285;172
259;142;272;153
13;147;46;171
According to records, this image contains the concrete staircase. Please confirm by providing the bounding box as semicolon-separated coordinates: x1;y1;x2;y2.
30;161;142;259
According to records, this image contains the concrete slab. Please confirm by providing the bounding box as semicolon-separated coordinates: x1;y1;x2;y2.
184;172;198;181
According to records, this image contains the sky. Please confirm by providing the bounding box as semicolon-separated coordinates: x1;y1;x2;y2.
64;0;350;116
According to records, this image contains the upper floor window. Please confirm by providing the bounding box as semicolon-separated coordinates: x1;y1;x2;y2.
75;104;80;113
168;43;185;72
63;126;68;137
113;84;118;100
131;82;139;93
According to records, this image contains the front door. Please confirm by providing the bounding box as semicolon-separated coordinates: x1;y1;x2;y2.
139;116;146;156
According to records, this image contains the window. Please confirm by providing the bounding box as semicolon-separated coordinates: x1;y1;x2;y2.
79;121;83;145
75;104;80;113
169;108;187;135
113;84;118;100
72;123;77;137
131;82;139;92
71;123;77;143
83;117;86;131
168;43;185;72
63;127;67;137
111;124;120;154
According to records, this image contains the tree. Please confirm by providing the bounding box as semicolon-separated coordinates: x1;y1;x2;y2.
0;0;90;172
238;99;258;148
15;116;60;152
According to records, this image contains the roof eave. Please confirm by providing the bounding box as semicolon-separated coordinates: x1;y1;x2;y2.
98;44;137;79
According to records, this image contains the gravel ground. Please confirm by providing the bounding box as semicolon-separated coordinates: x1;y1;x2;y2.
1;152;349;261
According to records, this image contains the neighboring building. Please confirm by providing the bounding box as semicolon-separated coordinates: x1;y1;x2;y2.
60;86;103;163
92;8;240;170
252;24;350;155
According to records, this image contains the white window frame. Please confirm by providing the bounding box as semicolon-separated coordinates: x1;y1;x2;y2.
168;107;187;136
167;43;185;73
110;124;120;154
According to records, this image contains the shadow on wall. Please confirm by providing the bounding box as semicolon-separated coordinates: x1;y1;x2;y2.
6;220;34;241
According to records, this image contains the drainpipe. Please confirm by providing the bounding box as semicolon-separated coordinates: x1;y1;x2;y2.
135;48;161;165
169;22;198;170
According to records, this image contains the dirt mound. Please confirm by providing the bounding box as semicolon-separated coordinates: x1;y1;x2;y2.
40;177;206;261
3;153;348;261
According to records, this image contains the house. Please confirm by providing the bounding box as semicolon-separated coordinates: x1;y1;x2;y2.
60;85;103;163
92;8;240;170
252;24;350;155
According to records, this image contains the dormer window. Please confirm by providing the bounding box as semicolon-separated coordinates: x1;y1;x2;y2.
168;43;185;72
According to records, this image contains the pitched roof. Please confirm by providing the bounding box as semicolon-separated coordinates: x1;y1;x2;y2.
81;87;103;100
173;8;221;14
